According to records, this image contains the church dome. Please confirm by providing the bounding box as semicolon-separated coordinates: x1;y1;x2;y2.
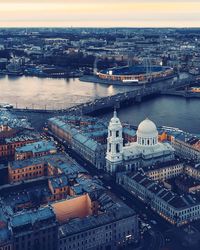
137;118;157;135
136;118;158;146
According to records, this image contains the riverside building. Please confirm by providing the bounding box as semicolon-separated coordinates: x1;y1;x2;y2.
106;111;175;174
106;112;200;226
48;115;136;170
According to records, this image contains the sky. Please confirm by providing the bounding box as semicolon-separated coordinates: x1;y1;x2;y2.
0;0;200;28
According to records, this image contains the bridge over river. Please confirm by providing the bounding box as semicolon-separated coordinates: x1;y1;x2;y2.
11;75;194;117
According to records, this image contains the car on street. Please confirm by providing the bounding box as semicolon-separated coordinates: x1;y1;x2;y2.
150;220;157;225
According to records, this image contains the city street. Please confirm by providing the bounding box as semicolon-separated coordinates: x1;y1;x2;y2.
50;136;172;249
48;132;200;250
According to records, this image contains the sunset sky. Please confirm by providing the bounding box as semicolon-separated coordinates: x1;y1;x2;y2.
0;0;200;27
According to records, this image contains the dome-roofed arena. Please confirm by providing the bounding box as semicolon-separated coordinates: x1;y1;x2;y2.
97;65;174;84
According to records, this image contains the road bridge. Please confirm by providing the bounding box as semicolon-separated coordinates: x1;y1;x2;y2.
11;75;194;116
66;76;194;115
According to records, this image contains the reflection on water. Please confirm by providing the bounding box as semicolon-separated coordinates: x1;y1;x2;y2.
0;75;199;134
107;85;115;96
0;75;137;109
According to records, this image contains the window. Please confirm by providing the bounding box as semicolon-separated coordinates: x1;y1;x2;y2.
116;144;120;153
109;143;111;152
116;131;119;137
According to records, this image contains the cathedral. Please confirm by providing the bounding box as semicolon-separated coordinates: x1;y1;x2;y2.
106;111;175;174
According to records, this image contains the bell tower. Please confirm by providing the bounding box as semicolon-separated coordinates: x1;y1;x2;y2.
106;110;123;174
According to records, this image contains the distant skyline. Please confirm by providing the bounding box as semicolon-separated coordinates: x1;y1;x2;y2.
1;0;200;28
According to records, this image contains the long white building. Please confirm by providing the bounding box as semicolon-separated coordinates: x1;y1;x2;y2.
117;164;200;227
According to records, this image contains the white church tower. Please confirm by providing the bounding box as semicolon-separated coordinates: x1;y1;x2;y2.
106;110;123;174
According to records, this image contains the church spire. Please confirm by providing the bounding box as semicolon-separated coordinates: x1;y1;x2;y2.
113;109;117;118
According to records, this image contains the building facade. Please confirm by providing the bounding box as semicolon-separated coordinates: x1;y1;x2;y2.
171;136;200;162
117;161;200;226
48;116;107;169
0;135;38;162
106;112;175;174
11;207;58;250
58;192;138;250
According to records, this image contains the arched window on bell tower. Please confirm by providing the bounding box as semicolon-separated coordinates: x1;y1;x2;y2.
116;130;119;137
116;143;120;153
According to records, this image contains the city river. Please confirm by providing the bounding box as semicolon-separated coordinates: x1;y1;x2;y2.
101;96;200;134
0;75;137;109
0;75;199;134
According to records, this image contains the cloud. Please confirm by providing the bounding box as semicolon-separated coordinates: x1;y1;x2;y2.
0;1;200;27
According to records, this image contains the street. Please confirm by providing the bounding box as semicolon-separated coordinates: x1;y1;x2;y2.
51;134;200;250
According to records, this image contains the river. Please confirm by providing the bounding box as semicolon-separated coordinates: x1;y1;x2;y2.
0;75;138;109
0;75;199;134
101;95;200;134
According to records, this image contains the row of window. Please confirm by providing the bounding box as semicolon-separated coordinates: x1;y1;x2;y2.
60;230;132;250
12;165;43;174
0;143;24;150
109;130;120;137
12;171;43;180
137;137;157;146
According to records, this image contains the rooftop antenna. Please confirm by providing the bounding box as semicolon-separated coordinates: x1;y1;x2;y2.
114;102;120;111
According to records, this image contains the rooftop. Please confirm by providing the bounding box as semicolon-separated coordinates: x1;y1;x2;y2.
159;126;200;147
11;206;55;229
59;192;136;237
49;175;68;189
0;109;32;130
100;65;171;76
127;168;200;210
15;140;57;154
